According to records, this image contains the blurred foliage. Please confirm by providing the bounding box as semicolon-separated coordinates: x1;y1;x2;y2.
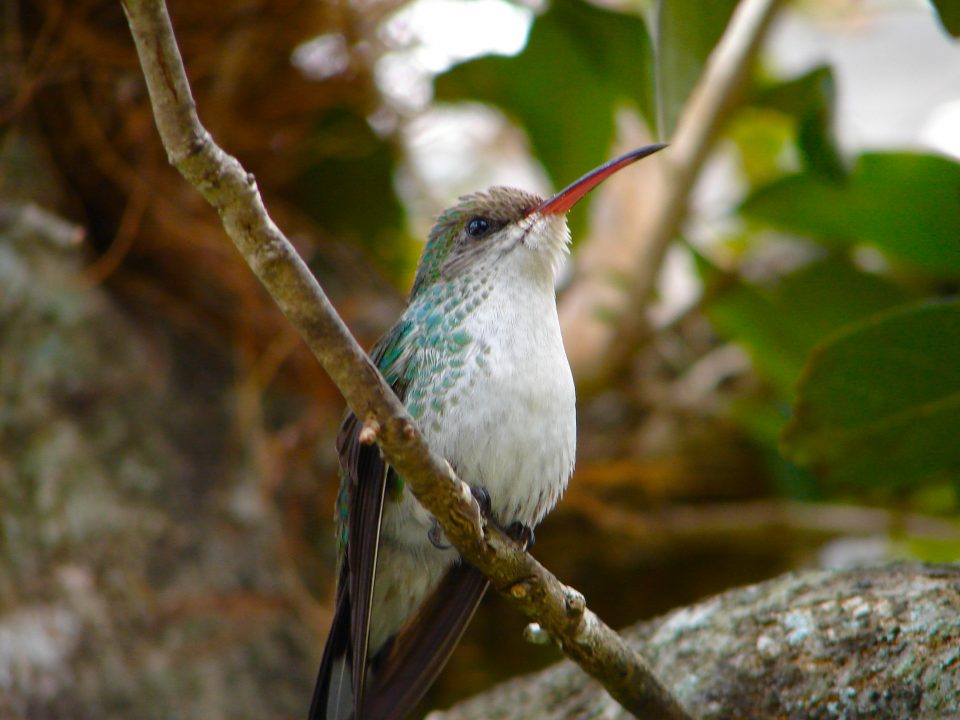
931;0;960;36
742;152;960;274
436;0;655;236
654;0;739;136
751;65;845;180
730;149;960;503
700;255;910;394
783;301;960;495
14;0;408;389
294;108;410;275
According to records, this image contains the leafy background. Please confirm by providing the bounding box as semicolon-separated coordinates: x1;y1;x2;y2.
2;0;960;717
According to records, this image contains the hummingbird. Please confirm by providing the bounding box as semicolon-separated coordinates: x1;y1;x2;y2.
309;144;666;720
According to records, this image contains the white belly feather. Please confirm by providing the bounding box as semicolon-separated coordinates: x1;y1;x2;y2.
429;279;576;528
369;253;575;652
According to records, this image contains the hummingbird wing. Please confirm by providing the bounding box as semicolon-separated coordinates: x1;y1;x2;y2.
364;562;489;719
311;316;490;719
309;410;389;720
309;560;351;719
309;321;415;720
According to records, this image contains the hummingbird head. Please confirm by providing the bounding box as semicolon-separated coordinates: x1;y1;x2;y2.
410;144;667;298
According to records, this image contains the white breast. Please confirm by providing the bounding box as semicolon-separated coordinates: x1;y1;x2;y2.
443;276;575;526
417;246;576;529
369;219;576;651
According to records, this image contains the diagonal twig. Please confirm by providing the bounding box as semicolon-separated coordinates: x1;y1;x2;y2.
605;0;783;373
565;0;784;389
119;0;693;717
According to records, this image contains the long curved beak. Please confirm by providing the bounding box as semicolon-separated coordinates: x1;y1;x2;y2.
534;144;667;217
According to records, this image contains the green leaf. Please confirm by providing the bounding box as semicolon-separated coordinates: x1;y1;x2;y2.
752;66;844;180
702;255;910;392
435;0;654;236
655;0;739;137
742;153;960;275
783;301;960;489
931;0;960;37
294;108;409;278
726;107;795;187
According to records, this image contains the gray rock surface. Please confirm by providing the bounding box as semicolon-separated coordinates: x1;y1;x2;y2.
431;563;960;720
0;204;315;719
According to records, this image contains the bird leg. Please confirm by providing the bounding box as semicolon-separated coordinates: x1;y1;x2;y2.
470;485;535;550
505;521;535;550
427;519;451;550
428;485;491;550
426;486;533;551
470;485;492;518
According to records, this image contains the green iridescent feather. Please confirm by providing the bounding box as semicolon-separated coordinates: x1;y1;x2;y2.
335;188;542;555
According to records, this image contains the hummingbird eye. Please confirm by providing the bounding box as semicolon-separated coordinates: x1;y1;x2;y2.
465;217;490;238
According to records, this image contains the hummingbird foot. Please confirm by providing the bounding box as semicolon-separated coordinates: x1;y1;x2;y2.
428;518;451;550
468;486;534;550
426;486;503;550
470;485;492;518
506;521;536;550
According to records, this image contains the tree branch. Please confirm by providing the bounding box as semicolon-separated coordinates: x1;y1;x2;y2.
120;1;692;717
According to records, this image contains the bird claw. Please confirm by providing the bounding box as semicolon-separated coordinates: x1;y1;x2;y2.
428;519;451;550
506;521;535;550
471;485;492;519
469;487;534;550
428;486;493;551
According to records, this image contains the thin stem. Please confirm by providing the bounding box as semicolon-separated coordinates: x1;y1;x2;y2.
577;0;784;390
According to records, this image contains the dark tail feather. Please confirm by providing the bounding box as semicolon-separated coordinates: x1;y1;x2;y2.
309;584;354;720
364;563;489;720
